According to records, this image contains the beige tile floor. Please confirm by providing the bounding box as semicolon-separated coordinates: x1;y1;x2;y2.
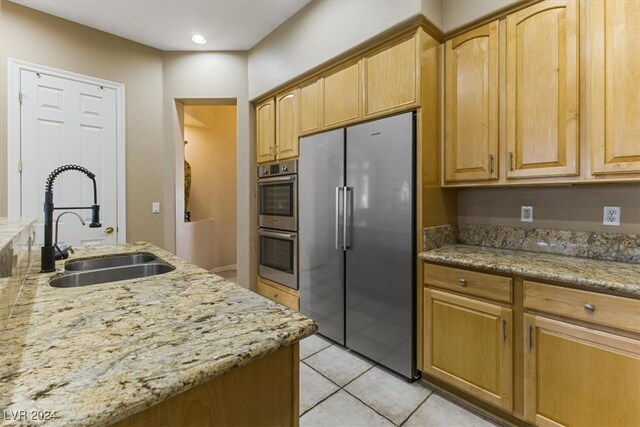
299;334;499;427
213;268;237;283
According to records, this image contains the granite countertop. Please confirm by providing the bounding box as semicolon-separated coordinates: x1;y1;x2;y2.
0;218;34;250
1;242;316;426
419;244;640;298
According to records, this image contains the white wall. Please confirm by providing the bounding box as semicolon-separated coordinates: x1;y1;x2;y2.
442;0;522;32
162;52;255;290
248;0;436;100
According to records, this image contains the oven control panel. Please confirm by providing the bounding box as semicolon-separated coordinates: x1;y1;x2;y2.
257;159;298;178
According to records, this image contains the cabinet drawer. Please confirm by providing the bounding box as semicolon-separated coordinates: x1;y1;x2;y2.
524;281;640;334
424;263;512;303
257;280;299;312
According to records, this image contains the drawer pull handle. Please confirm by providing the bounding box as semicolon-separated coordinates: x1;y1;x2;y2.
458;278;467;286
584;303;595;312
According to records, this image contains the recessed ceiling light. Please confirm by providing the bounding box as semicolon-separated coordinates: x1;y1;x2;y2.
191;34;207;45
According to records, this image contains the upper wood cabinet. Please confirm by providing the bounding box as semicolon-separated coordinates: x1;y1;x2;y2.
444;21;499;182
256;98;275;164
363;35;418;117
589;0;640;175
505;0;579;179
298;78;320;136
275;89;298;160
321;60;362;128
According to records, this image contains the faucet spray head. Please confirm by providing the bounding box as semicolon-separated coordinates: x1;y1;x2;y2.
90;204;101;228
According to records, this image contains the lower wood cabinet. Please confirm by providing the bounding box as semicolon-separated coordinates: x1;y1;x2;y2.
423;288;513;411
257;277;299;312
523;314;640;426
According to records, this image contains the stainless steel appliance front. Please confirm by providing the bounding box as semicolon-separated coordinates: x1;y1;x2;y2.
258;228;298;290
299;112;416;380
257;160;298;231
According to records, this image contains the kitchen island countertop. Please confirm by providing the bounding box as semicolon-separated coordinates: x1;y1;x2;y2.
420;244;640;298
1;242;316;426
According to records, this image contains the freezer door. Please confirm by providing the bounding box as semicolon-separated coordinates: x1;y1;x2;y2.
299;129;345;345
345;112;415;379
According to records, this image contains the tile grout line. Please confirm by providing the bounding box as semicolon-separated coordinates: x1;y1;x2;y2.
300;342;333;362
341;388;402;426
397;390;435;427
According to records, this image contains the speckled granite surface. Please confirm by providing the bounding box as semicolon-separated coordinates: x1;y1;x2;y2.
0;218;34;252
420;245;640;298
1;242;316;427
456;224;640;263
423;225;457;251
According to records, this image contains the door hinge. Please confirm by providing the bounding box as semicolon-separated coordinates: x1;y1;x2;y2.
17;161;23;173
18;92;23;105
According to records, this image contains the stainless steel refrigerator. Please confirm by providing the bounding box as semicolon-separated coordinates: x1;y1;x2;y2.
299;112;416;379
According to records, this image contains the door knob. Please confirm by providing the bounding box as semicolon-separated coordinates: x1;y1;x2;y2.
105;226;114;234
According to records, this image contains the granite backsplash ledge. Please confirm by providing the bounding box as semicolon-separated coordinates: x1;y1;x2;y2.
423;224;640;264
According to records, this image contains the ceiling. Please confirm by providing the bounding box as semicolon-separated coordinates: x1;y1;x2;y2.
9;0;312;51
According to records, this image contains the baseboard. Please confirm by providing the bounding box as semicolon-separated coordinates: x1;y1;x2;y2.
211;264;237;273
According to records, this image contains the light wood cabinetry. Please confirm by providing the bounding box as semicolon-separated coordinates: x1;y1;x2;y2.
256;98;276;164
505;0;579;179
257;277;299;311
114;344;299;426
298;78;320;136
320;60;362;128
363;35;419;117
276;89;299;160
523;314;640;426
444;21;499;182
523;279;640;426
589;0;640;175
423;264;514;411
424;288;513;411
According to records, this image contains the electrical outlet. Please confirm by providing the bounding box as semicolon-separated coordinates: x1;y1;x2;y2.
152;202;161;214
521;206;533;223
603;206;620;226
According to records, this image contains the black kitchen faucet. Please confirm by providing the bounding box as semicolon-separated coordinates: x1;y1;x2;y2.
41;165;102;272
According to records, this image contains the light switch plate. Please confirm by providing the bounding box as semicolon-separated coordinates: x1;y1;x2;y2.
152;202;161;214
603;206;620;226
521;206;533;223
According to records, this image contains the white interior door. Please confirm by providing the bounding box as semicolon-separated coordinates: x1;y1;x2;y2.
20;69;119;247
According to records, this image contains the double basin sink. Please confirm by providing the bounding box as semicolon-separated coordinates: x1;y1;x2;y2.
50;253;175;288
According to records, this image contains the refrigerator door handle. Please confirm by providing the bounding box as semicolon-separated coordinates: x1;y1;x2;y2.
343;187;352;249
335;186;343;250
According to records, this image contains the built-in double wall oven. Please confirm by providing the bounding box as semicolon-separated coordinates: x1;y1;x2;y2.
257;159;298;290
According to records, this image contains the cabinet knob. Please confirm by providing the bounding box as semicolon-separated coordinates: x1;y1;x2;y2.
458;278;467;286
584;303;595;312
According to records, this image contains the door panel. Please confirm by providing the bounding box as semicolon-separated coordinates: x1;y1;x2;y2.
345;112;414;378
256;98;275;163
276;90;298;160
21;70;118;247
299;129;345;345
505;0;579;178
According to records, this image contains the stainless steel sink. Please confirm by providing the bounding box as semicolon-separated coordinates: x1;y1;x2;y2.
64;253;158;271
50;263;175;288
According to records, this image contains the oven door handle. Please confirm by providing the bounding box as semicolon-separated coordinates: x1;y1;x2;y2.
257;175;296;184
258;229;297;240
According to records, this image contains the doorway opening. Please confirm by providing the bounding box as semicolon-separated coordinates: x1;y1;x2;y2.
175;100;237;278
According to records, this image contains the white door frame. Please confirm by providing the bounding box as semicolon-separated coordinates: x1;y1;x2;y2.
7;58;127;243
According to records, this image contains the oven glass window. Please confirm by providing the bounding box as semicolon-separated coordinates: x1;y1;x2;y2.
260;183;293;217
260;236;294;273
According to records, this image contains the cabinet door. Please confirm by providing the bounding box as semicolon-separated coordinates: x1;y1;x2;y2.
505;0;579;179
424;288;513;411
524;314;640;426
321;60;361;128
298;78;320;136
276;89;298;160
364;35;418;117
256;98;275;164
589;0;640;175
444;21;499;182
